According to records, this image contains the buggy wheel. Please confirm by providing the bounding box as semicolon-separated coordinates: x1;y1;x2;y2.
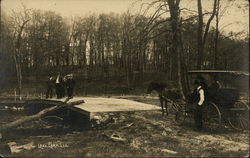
172;102;186;124
228;101;249;130
203;102;222;129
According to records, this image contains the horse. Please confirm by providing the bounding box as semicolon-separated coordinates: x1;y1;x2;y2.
147;81;181;116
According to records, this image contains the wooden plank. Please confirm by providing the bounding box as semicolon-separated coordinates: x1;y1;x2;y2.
46;97;160;113
71;97;161;113
33;97;160;119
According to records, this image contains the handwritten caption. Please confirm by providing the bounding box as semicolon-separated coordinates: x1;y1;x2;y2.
38;141;69;149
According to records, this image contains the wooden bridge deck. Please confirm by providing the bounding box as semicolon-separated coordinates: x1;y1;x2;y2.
48;97;161;119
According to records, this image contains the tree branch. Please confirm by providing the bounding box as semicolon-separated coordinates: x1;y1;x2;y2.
202;0;217;46
182;12;212;22
147;29;172;41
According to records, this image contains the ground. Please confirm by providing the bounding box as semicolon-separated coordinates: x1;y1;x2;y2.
0;96;249;158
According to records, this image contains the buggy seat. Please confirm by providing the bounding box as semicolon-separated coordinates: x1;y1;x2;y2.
207;88;239;108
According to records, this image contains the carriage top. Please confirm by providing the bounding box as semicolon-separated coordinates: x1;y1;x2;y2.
188;70;249;106
188;70;249;94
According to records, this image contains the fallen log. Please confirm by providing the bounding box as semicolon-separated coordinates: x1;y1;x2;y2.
0;97;84;132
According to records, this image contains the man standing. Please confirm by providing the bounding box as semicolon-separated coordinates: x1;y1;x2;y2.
46;74;54;99
55;72;63;99
210;75;221;90
193;77;206;131
65;74;75;98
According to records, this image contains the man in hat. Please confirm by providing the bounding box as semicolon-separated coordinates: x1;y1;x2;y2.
210;75;221;90
46;74;54;99
55;72;63;99
193;76;206;131
65;74;75;98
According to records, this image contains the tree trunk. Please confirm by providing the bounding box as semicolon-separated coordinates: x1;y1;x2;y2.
214;0;220;69
18;62;22;100
83;42;88;96
167;0;185;99
179;22;190;96
65;44;70;66
13;49;22;100
126;55;130;93
197;0;217;69
197;0;204;69
13;19;30;100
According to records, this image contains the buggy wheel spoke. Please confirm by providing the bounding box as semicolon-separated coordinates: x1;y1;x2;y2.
228;101;249;130
228;117;240;130
203;102;221;128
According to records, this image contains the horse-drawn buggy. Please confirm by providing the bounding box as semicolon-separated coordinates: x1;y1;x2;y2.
148;70;249;130
183;70;249;130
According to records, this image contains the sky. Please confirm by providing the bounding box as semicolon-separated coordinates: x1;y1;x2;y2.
1;0;249;36
1;0;139;16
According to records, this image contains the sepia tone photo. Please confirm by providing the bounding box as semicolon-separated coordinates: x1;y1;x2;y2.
0;0;249;157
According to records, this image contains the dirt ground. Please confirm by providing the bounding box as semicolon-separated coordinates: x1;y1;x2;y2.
0;96;249;158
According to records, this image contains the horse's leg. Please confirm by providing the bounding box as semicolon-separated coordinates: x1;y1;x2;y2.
165;100;168;116
160;97;164;116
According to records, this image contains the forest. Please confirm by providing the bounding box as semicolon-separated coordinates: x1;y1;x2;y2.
0;0;248;97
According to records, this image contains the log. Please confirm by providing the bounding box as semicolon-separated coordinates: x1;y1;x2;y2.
0;98;84;132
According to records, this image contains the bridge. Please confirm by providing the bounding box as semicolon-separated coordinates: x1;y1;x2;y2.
49;97;161;119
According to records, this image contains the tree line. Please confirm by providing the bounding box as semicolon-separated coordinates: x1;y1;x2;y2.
0;0;248;98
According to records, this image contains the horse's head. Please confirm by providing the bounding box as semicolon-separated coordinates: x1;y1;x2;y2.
146;82;155;94
147;81;167;94
167;89;182;100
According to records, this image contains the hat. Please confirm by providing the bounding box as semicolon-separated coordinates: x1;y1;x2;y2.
194;79;201;85
194;76;204;85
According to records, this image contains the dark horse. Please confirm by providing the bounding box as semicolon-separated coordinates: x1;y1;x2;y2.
147;81;181;116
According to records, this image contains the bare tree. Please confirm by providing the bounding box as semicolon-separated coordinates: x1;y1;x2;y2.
197;0;218;69
9;6;31;100
213;0;235;69
167;0;186;98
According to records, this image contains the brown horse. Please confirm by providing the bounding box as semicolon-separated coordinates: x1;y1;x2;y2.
147;81;181;116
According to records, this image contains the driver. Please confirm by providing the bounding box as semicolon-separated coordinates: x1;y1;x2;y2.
193;76;206;131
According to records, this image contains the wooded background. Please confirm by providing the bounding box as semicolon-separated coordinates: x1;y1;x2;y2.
0;0;248;98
